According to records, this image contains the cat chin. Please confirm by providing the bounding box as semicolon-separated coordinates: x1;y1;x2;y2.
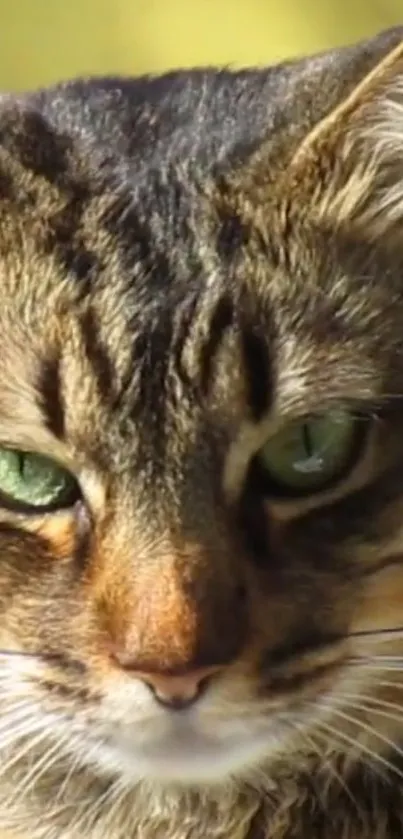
78;717;289;785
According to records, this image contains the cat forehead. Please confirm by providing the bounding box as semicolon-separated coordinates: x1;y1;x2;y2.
0;130;392;415
0;52;401;427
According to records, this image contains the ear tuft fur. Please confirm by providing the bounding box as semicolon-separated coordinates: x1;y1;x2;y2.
286;40;403;236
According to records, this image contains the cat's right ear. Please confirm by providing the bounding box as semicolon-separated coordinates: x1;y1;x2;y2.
277;38;403;238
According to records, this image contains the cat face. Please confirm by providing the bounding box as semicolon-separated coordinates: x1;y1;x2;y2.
1;31;403;829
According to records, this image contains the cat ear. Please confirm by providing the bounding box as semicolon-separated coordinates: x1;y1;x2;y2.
285;39;403;236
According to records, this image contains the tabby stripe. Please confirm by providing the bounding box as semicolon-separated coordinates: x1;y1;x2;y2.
241;325;271;421
80;307;117;403
38;356;65;439
137;317;174;460
262;630;343;669
102;193;173;291
263;660;338;695
43;186;100;286
216;209;251;261
3;109;72;185
103;194;153;265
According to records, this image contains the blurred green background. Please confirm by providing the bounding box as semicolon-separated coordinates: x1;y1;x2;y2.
0;0;402;90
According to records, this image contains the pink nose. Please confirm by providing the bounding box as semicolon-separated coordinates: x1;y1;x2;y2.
127;665;222;709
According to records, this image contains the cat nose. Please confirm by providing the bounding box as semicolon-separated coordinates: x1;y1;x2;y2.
117;663;221;709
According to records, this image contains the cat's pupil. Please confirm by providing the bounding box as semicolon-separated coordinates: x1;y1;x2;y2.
17;452;24;477
302;423;313;457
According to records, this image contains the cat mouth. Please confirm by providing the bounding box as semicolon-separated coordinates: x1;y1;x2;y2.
91;715;289;783
66;642;350;784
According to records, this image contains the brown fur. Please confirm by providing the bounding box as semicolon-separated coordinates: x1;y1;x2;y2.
2;26;403;839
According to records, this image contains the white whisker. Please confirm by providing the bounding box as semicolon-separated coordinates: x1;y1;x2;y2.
74;779;118;834
355;656;403;662
336;692;403;715
54;745;86;806
378;680;403;691
0;719;47;755
315;712;403;784
331;696;403;728
9;732;73;804
92;778;128;834
325;702;403;760
364;666;403;673
293;719;361;812
351;629;403;643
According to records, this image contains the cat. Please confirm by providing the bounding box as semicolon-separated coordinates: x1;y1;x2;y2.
2;23;403;839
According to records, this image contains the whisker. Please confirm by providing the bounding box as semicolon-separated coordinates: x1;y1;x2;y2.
75;779;118;834
314;727;391;790
54;746;86;806
336;692;403;715
293;720;361;813
0;649;43;659
378;680;403;691
0;703;37;723
98;778;129;832
8;733;71;804
354;664;403;673
314;712;403;784
0;727;50;778
331;695;403;727
348;627;403;640
0;698;37;713
351;656;403;664
320;702;403;768
0;714;46;750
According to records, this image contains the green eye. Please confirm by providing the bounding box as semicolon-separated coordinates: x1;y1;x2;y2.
257;409;361;496
0;449;79;511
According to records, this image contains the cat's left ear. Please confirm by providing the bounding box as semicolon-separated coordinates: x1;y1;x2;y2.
285;39;403;236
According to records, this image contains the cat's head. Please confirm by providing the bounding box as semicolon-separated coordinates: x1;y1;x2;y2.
1;27;403;818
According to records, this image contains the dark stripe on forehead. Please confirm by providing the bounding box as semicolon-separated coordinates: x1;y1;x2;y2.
216;206;252;262
119;316;174;471
103;193;153;264
80;307;117;403
138;316;174;408
241;324;272;421
43;184;102;286
0;108;72;186
0;168;17;201
0;106;102;286
37;356;65;439
102;192;172;289
109;331;148;415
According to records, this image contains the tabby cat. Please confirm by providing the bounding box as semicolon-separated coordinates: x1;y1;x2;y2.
2;24;403;839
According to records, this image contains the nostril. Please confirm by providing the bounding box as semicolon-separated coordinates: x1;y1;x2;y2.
152;689;200;711
120;665;222;709
145;673;213;710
